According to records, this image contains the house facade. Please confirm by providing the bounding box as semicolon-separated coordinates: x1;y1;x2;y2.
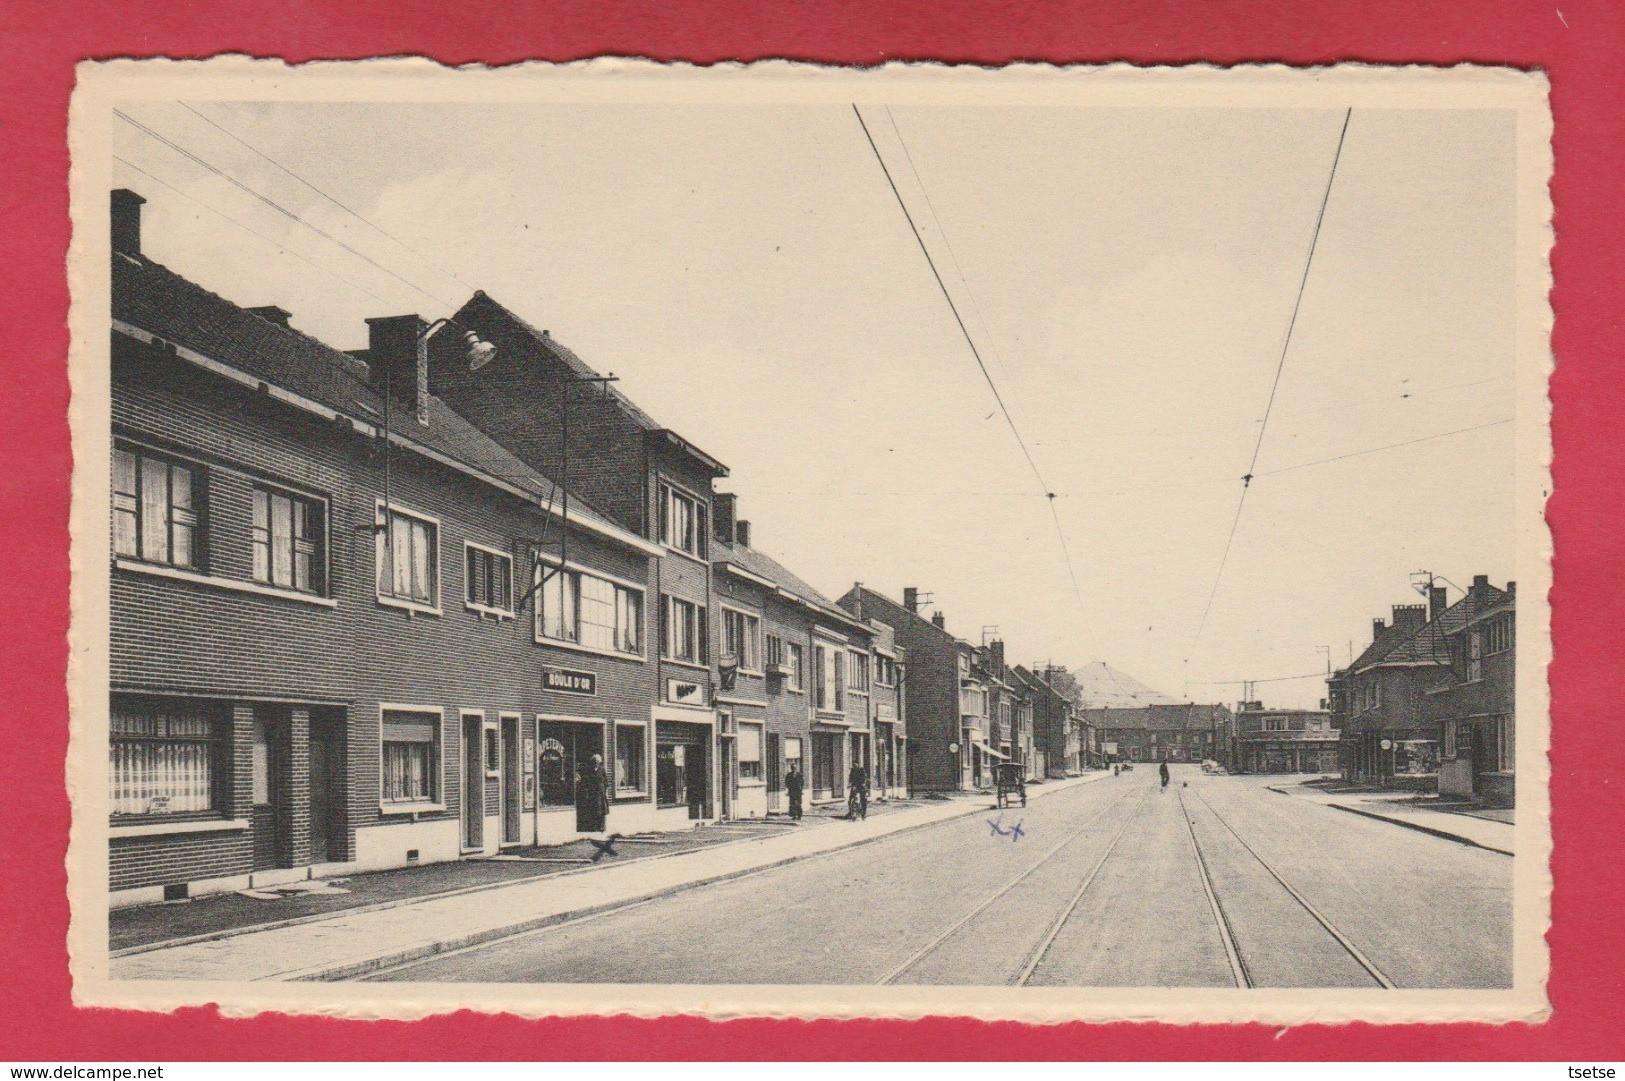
1085;703;1231;765
107;189;673;904
1428;577;1517;807
1229;702;1340;774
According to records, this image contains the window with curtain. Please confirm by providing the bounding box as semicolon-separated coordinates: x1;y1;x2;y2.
253;486;324;594
662;595;706;664
738;722;763;781
381;710;440;803
112;445;202;569
375;506;437;607
110;698;221;816
615;722;647;793
723;608;761;671
537;563;643;655
659;483;706;557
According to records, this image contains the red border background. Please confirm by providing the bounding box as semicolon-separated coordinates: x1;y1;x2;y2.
2;0;1620;1060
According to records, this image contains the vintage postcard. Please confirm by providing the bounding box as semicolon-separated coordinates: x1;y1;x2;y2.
66;59;1551;1023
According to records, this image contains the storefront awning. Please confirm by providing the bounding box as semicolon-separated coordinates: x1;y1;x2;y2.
972;739;1010;762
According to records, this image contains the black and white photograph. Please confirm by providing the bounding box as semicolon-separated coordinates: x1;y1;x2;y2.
67;60;1551;1022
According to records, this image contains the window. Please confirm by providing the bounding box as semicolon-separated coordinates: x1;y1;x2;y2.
815;644;843;712
536;563;644;656
658;482;706;558
1484;615;1514;655
464;543;513;614
615;722;647;793
738;722;764;782
381;709;440;804
1468;631;1484;682
110;699;221;816
1495;715;1514;771
661;595;707;665
784;641;805;691
112;445;202;569
483;726;500;775
375;505;438;608
875;654;897;687
251;486;324;594
722;608;762;671
848;650;870;693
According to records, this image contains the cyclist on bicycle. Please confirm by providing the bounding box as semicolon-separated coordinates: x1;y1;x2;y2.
847;762;870;820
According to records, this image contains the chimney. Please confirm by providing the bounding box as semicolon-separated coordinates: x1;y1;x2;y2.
1429;585;1448;622
990;639;1006;673
1472;574;1490;590
713;492;737;545
1506;581;1516;595
850;584;864;620
365;315;431;427
931;611;946;630
247;305;293;329
1372;618;1387;643
903;587;919;614
1392;604;1427;636
112;189;145;255
735;520;751;548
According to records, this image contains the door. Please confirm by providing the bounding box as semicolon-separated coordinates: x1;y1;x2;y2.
685;738;709;819
250;712;287;871
501;716;521;845
765;733;782;813
462;714;483;851
307;712;345;865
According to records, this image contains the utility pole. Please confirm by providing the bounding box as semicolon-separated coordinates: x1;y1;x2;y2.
518;372;619;609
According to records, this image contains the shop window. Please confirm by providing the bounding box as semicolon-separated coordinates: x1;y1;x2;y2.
110;698;222;817
738;722;764;782
656;742;689;808
464;543;513;615
112;445;203;570
381;709;440;804
615;722;647;794
375;504;438;610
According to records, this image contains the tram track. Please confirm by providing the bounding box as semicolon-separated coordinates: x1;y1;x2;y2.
878;784;1151;986
1181;783;1395;989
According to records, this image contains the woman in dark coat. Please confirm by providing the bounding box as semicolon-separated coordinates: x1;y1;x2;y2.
576;753;611;833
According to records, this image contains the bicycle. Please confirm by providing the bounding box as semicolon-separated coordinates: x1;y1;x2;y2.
847;785;868;821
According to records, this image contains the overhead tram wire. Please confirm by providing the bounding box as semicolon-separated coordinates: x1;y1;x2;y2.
852;103;1089;612
113;155;393;306
177;102;480;295
1187;107;1354;660
114;108;459;309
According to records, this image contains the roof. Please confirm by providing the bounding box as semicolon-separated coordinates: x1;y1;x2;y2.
836;585;974;650
713;539;863;631
1082;703;1226;731
113;250;642;551
455;291;727;477
1355;586;1510;671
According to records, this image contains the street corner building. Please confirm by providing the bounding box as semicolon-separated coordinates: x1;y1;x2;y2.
1327;577;1517;806
104;188;742;904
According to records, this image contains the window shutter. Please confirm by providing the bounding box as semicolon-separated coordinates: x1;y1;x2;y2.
383;711;439;743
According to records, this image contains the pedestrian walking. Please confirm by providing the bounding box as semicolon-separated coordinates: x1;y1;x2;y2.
1159;761;1170;790
786;762;804;821
576;752;611;833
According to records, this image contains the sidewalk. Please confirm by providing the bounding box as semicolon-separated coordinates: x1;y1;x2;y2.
1268;779;1515;856
111;772;1108;982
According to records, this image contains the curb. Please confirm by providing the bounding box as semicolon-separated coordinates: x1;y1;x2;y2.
1324;802;1515;857
284;772;1110;982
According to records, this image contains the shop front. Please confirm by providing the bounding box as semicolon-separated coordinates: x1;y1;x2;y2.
811;725;845;803
655;717;714;824
533;717;608;845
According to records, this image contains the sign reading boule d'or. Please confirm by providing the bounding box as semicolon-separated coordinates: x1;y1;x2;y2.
542;667;596;696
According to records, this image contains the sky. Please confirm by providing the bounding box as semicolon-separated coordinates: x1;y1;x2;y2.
111;99;1519;708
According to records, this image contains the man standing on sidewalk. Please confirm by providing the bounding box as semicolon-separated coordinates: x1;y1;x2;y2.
786;762;805;821
577;753;611;833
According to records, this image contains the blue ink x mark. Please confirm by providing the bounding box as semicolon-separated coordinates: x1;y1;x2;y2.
987;818;1025;842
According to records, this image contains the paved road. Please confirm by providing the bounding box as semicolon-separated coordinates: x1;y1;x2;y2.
366;766;1512;988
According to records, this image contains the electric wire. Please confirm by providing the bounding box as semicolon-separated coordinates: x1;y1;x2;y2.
177;102;480;294
113;154;393;306
853;103;1087;613
114;108;459;308
1188;108;1354;659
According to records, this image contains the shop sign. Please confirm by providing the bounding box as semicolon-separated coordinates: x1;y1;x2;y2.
666;678;706;706
543;667;597;696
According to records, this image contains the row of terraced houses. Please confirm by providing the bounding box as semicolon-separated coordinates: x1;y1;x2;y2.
104;190;1090;905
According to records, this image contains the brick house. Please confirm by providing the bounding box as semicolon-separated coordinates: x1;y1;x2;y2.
1333;586;1470;788
433;291;731;824
107;189;669;904
838;587;986;793
1427;577;1517;807
1084;703;1231;765
1017;666;1081;777
1230;702;1340;774
708;501;903;815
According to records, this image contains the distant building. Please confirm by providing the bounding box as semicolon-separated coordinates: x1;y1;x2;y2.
1230;702;1340;774
1083;703;1231;764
